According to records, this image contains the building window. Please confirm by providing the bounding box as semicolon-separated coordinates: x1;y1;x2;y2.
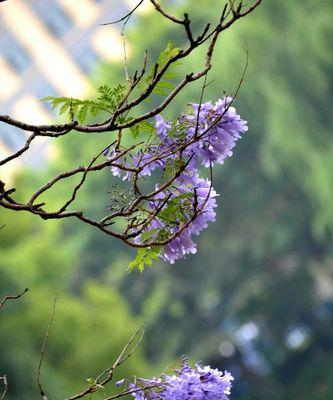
33;78;59;115
32;2;72;37
0;34;31;73
34;77;59;100
73;45;99;74
0;123;26;151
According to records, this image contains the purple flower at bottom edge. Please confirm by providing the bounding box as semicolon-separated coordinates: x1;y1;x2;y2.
130;360;234;400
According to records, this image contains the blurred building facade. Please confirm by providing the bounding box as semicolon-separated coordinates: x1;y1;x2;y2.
0;0;142;175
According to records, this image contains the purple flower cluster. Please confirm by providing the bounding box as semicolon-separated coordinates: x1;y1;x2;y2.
143;173;218;264
184;97;248;168
153;97;248;169
111;97;247;263
124;360;234;400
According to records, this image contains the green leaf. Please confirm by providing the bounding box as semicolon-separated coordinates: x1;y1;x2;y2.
157;41;180;68
163;158;186;180
139;42;182;98
128;247;161;272
86;378;95;385
158;193;194;224
41;83;127;124
130;120;156;139
78;104;88;124
97;83;127;111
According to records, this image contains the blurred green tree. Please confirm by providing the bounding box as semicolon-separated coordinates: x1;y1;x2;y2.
0;206;150;399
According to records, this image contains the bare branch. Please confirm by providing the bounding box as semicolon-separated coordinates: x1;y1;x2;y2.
0;115;78;134
0;375;8;400
67;323;147;400
28;142;137;206
103;383;160;400
0;287;29;311
100;0;145;26
36;295;58;400
57;147;107;213
0;133;36;166
150;0;184;24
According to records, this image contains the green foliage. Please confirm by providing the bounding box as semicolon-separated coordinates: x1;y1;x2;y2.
128;246;161;272
159;193;194;224
163;158;186;180
0;186;150;399
140;42;182;96
85;378;105;393
42;84;126;123
167;118;191;139
108;184;135;212
130;120;156;139
157;42;180;71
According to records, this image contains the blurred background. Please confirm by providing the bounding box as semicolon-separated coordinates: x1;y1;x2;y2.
0;0;333;399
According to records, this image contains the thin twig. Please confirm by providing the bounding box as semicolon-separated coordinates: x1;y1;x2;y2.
101;0;145;25
119;0;135;85
150;0;184;24
103;383;160;400
0;133;36;166
0;375;8;400
57;146;108;213
0;287;29;310
67;323;147;400
36;295;58;400
194;73;209;138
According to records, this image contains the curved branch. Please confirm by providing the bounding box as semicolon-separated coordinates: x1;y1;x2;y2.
0;287;29;311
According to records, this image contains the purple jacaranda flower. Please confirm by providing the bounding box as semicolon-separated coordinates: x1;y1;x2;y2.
111;97;247;179
109;97;247;263
115;379;126;387
161;228;198;264
161;175;217;263
183;97;248;167
110;150;162;180
155;114;171;140
136;173;218;264
129;360;234;400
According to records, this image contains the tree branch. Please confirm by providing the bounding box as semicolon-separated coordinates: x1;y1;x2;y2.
67;323;147;400
36;295;58;400
0;287;29;311
0;375;8;400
